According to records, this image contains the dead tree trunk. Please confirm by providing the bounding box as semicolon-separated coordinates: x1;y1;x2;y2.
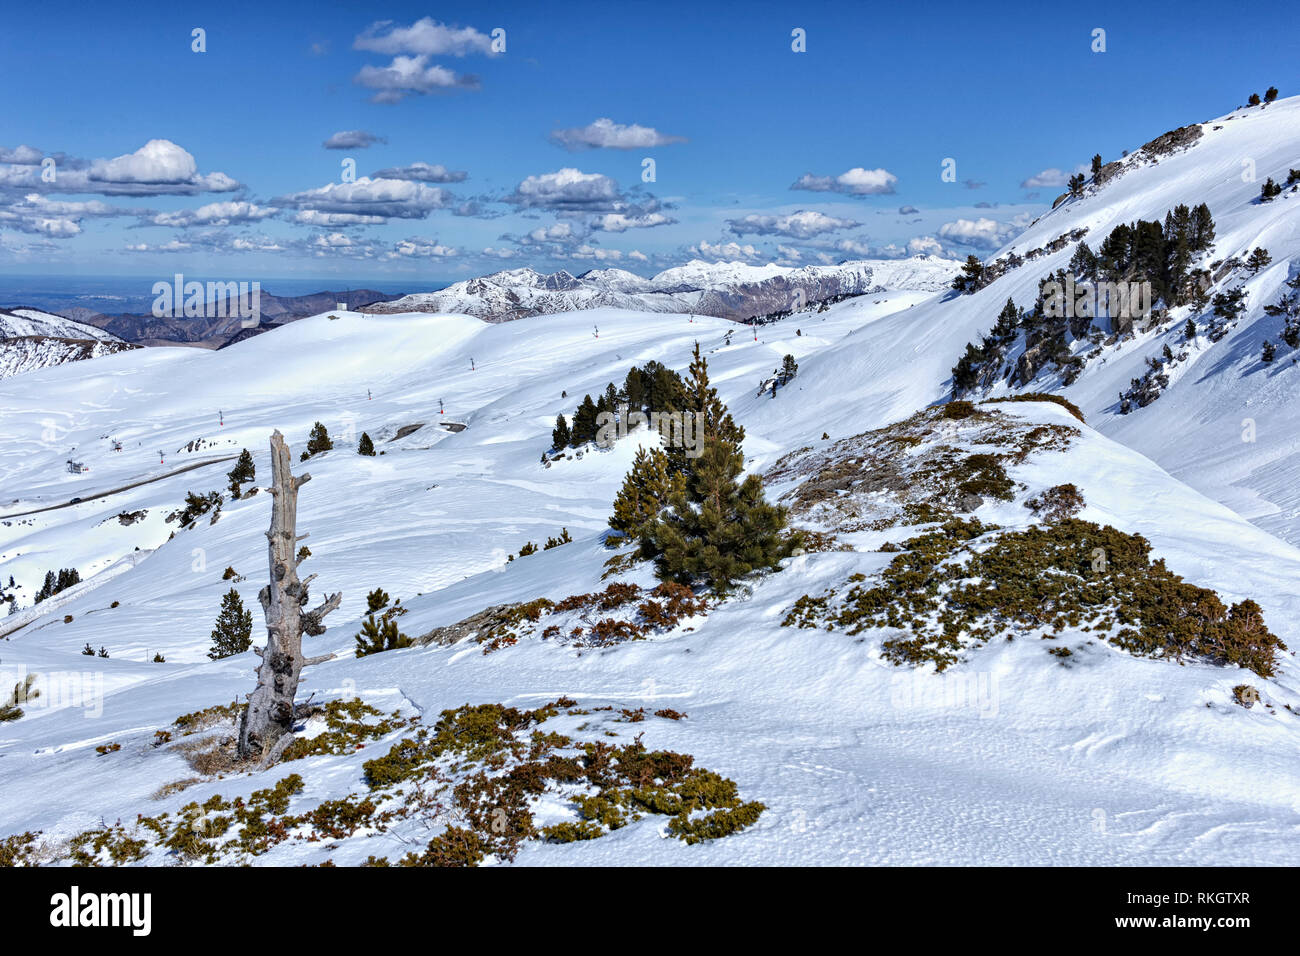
237;430;340;759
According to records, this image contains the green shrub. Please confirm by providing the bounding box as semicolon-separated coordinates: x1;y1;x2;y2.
354;609;412;658
784;518;1285;677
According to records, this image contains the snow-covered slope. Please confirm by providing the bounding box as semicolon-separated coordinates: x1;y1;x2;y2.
0;290;1297;865
0;307;136;380
0;308;126;343
363;255;960;323
735;95;1300;546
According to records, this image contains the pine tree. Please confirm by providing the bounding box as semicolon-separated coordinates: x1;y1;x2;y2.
623;367;647;411
668;343;745;483
992;298;1020;343
643;437;794;592
1264;86;1279;103
1263;276;1300;348
358;432;376;456
643;361;687;412
1091;153;1103;178
687;342;745;452
1248;92;1261;106
571;395;599;445
780;354;798;384
365;587;390;613
34;568;80;603
1068;242;1097;280
355;611;411;658
1245;247;1272;273
208;588;253;660
300;422;332;461
1212;287;1248;325
1262;340;1277;363
1260;178;1282;201
1189;203;1216;253
551;414;571;449
227;449;255;497
1067;172;1086;197
1184;318;1197;341
952;255;985;293
951;342;985;394
609;446;680;540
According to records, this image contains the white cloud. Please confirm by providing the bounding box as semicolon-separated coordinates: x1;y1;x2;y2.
354;18;495;57
12;194;121;217
26;217;82;237
293;210;386;227
937;217;1018;250
593;212;674;232
389;238;459;259
570;244;625;261
791;167;897;196
151;201;276;228
230;236;284;252
123;239;194;253
525;221;580;243
0;193;132;238
274;177;454;221
0;140;240;197
370;162;467;183
1019;164;1088;189
907;235;945;256
505;168;624;212
728;209;860;239
0;145;43;164
87;139;238;194
355;55;480;103
832;238;877;257
550;118;686;151
314;232;355;248
688;239;764;262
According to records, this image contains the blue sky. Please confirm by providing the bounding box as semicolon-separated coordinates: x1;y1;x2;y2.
0;0;1292;285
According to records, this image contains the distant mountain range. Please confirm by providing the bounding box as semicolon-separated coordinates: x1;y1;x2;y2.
70;288;401;349
362;256;962;323
4;258;961;364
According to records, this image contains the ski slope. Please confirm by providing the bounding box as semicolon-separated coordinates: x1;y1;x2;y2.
1;283;1298;865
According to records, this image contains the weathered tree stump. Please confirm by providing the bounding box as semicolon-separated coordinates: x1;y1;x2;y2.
237;430;340;759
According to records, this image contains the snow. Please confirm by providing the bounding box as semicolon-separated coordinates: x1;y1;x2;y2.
1;284;1298;866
